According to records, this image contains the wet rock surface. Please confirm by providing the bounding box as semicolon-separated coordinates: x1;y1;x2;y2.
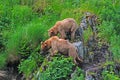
0;71;7;80
73;41;84;59
81;37;113;80
71;34;113;80
0;69;24;80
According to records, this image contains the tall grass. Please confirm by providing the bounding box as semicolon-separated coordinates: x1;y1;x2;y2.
97;0;120;62
110;35;120;62
6;18;49;55
0;53;7;69
11;5;34;27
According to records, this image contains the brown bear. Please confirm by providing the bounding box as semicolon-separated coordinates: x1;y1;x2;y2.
41;36;83;64
48;18;78;41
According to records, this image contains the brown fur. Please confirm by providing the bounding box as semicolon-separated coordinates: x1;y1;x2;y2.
48;18;78;41
41;36;83;64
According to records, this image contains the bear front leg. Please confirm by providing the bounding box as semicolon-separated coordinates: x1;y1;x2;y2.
50;44;58;56
50;49;54;56
69;53;78;65
74;58;78;65
59;30;66;39
71;31;75;41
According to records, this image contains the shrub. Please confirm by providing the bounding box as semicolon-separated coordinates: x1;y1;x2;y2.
18;52;44;78
34;55;75;80
70;67;85;80
102;71;120;80
102;66;120;80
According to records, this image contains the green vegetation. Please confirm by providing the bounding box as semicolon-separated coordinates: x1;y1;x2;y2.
0;53;7;68
0;0;120;79
34;56;75;80
34;55;84;80
102;66;120;80
18;52;44;78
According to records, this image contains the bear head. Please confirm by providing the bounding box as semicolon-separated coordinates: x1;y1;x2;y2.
40;40;51;54
48;29;57;37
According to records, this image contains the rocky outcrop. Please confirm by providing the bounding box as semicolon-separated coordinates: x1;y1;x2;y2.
73;41;84;59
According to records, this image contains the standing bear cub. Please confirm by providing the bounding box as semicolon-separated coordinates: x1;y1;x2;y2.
41;36;83;64
48;18;78;41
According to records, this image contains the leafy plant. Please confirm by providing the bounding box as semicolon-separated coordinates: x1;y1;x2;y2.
18;52;44;78
70;67;85;80
34;55;75;80
102;66;120;80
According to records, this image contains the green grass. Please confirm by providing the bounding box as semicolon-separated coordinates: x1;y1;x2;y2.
0;52;7;69
11;5;34;27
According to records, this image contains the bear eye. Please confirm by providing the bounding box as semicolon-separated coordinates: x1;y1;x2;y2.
51;31;54;34
44;43;47;46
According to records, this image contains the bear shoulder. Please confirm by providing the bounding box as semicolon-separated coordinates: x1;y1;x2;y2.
55;21;62;27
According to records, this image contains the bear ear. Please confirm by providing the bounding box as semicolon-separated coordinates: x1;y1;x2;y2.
48;29;53;32
48;30;53;33
41;41;43;44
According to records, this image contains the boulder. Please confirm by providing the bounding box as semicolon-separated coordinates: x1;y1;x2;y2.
75;26;84;42
73;41;84;59
0;71;8;80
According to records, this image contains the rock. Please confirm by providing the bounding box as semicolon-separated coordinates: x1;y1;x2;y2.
85;65;103;80
70;68;77;79
73;41;84;59
85;74;94;80
72;41;90;63
113;63;120;76
84;12;92;17
0;71;8;80
75;25;84;42
80;17;88;30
